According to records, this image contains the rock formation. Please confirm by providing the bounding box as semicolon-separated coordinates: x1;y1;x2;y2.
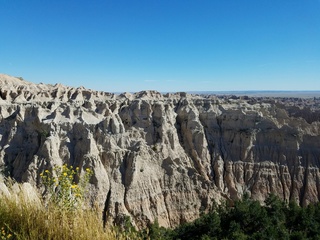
1;73;320;228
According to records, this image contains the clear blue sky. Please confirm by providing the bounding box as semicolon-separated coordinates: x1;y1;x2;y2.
1;0;319;92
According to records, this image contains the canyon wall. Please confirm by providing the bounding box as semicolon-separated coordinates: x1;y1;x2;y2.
1;74;320;228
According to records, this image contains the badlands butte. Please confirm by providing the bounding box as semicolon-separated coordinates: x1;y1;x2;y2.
1;73;320;228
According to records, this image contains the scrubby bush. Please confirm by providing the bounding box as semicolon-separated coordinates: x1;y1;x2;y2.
166;194;320;240
40;164;92;210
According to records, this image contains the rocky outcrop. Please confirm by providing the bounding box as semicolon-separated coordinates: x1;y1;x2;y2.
1;74;320;228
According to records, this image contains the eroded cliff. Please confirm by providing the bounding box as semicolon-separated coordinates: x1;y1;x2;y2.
1;74;320;228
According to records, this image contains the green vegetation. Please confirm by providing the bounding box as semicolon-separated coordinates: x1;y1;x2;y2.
40;164;92;210
2;167;320;239
148;194;320;240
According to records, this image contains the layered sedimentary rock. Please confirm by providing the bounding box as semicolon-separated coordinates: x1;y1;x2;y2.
1;74;320;228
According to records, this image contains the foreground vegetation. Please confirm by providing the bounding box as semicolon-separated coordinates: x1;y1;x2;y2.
149;194;320;240
0;165;142;240
0;195;122;240
3;192;320;240
2;166;320;239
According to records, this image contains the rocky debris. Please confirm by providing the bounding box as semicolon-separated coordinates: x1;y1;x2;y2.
1;73;320;228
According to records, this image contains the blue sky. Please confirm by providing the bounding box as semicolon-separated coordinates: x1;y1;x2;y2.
0;0;319;92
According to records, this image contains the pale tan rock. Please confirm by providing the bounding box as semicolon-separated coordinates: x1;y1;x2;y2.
1;74;320;227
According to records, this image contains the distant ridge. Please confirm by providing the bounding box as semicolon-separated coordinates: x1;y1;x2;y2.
1;73;319;98
188;90;320;98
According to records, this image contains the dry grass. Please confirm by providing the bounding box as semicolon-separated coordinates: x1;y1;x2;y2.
0;183;141;240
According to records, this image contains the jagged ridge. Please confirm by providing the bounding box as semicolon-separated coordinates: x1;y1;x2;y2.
1;74;320;228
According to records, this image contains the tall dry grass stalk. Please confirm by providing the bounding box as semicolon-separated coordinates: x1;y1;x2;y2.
0;181;142;240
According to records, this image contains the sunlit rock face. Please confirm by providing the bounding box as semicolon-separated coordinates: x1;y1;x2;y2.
1;73;320;228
